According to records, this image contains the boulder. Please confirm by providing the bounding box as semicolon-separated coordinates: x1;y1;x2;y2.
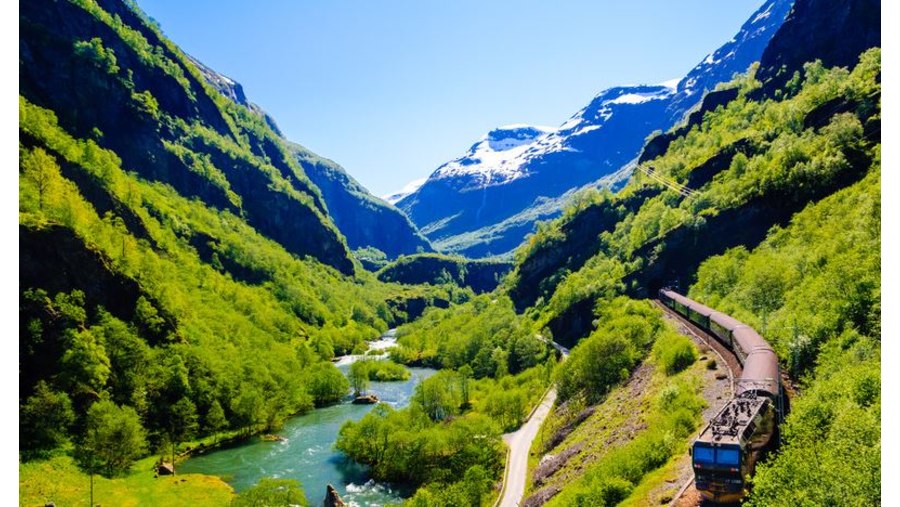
352;394;379;405
157;462;175;476
323;484;346;507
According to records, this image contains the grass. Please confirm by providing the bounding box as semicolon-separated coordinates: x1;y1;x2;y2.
617;456;684;507
20;455;233;507
525;344;707;506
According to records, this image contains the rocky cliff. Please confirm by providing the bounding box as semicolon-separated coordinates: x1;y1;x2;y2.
20;0;355;274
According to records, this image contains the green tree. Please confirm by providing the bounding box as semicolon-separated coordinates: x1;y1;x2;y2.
204;400;228;443
460;465;492;505
78;399;147;477
21;147;60;211
484;390;527;431
20;381;75;454
231;478;308;507
231;386;264;435
167;397;199;471
134;296;166;338
60;328;111;396
53;290;88;327
491;347;509;378
348;360;371;396
458;365;473;410
415;372;461;422
304;363;348;406
73;37;120;74
95;310;149;407
509;335;546;373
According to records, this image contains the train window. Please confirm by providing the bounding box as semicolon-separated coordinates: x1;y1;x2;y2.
717;447;740;466
693;444;715;463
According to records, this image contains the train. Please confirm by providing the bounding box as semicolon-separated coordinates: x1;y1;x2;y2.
658;288;784;503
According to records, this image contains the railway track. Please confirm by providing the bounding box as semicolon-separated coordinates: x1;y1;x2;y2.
654;299;743;381
652;299;742;507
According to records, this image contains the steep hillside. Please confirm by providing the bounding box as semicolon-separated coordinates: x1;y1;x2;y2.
288;142;433;259
20;0;355;274
691;169;880;506
376;254;512;294
508;50;880;346
17;0;461;476
186;58;433;259
397;0;793;258
755;0;881;94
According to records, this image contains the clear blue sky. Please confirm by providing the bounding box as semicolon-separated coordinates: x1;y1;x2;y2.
138;0;764;197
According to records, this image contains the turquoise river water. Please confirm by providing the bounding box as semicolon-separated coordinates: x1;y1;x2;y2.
179;332;436;506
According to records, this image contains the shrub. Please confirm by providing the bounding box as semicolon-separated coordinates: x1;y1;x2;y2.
232;478;308;507
652;331;698;375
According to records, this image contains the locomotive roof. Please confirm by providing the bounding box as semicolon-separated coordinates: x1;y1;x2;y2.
697;393;769;446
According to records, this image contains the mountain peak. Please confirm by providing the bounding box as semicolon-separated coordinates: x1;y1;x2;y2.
428;124;556;188
397;0;794;258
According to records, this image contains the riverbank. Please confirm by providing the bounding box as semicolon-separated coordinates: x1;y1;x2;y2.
19;454;234;507
20;330;424;507
174;330;404;460
178;330;436;505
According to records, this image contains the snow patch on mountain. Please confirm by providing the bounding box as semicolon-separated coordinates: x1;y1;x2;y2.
673;0;791;103
607;90;671;105
431;124;557;187
659;78;681;89
384;177;427;204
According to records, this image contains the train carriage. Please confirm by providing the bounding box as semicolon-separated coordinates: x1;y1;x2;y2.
658;289;783;503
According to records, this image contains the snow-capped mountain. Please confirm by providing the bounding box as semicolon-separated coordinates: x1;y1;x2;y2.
432;124;557;190
668;0;790;114
396;0;793;258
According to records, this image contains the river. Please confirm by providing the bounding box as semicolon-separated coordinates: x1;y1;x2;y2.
179;330;436;505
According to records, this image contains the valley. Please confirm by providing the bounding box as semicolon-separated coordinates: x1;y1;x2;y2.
17;0;881;506
178;332;437;505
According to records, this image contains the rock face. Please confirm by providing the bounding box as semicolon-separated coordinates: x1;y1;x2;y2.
187;55;285;137
19;0;355;274
756;0;881;94
376;254;512;294
288;142;433;259
189;60;433;260
323;484;346;507
396;0;793;258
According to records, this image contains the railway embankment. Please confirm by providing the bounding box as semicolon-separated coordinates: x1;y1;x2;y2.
521;318;724;506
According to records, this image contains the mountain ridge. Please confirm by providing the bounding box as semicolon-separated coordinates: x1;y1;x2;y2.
188;56;434;259
397;0;794;259
20;0;356;274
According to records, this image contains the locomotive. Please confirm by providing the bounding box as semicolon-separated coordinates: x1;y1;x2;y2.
658;289;784;503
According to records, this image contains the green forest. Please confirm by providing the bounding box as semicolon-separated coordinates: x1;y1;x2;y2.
381;48;881;505
18;0;881;505
18;0;466;497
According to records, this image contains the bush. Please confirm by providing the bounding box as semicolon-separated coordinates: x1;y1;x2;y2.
652;331;698;375
231;478;308;507
366;360;411;382
304;363;349;406
20;381;75;455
